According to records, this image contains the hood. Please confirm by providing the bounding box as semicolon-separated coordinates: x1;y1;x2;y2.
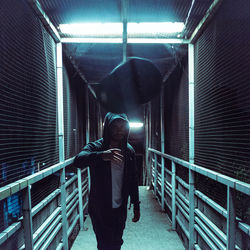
103;112;130;148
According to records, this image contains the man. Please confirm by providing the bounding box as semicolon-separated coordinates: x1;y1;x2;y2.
74;112;140;250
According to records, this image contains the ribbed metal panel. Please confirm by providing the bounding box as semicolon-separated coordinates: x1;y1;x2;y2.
163;58;189;183
194;0;250;183
150;95;161;151
194;0;250;216
89;92;99;142
164;58;189;162
63;59;87;159
0;0;58;232
0;0;58;183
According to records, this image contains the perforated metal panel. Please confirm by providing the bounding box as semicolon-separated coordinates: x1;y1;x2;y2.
194;0;250;183
63;57;87;159
150;95;161;152
194;0;250;216
0;0;58;232
164;58;189;161
89;92;100;142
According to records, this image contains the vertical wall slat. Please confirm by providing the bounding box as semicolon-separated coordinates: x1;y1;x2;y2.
188;43;195;249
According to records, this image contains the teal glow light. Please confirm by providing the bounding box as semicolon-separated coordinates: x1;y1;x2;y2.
129;122;144;128
59;22;185;36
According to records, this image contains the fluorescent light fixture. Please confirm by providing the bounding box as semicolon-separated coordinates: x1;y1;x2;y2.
128;22;184;34
61;37;188;44
127;38;187;44
59;23;123;36
129;122;144;128
61;38;123;43
59;22;184;36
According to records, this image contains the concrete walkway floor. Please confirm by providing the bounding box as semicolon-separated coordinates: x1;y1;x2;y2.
72;186;184;250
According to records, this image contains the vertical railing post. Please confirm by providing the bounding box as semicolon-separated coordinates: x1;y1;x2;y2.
160;87;165;211
60;168;68;250
189;169;195;249
154;153;157;195
188;43;195;250
22;185;34;250
171;161;176;230
77;168;84;231
56;42;68;250
227;186;236;250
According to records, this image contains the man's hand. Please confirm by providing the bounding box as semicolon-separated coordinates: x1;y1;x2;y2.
102;149;124;163
132;209;140;223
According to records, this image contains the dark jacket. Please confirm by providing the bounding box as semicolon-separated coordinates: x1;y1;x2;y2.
74;113;140;221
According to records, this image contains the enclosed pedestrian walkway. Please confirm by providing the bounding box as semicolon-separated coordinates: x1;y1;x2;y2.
72;186;184;250
1;0;250;250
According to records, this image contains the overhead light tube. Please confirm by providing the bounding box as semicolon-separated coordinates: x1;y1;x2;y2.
129;122;144;128
59;22;185;36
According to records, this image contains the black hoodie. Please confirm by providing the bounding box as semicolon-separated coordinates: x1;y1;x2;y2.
74;112;140;220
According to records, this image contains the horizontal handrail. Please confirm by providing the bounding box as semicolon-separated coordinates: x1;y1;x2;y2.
0;157;75;201
149;147;250;250
148;148;250;195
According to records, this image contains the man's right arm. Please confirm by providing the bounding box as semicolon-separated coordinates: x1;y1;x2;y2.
74;142;103;169
74;142;124;169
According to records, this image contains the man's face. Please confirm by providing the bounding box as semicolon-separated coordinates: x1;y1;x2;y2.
110;119;128;142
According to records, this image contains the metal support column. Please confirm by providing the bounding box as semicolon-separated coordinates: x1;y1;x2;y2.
85;85;91;192
160;87;165;211
227;186;236;250
171;161;176;230
56;42;65;163
121;0;128;63
22;185;34;250
145;105;149;186
97;103;103;139
188;43;195;250
57;42;68;250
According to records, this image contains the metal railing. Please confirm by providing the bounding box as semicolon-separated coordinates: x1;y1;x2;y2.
148;148;250;250
0;158;89;250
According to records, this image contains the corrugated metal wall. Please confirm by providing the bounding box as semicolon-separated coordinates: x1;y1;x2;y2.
194;0;250;216
0;0;59;232
164;58;189;161
164;58;189;183
194;0;250;183
63;58;87;159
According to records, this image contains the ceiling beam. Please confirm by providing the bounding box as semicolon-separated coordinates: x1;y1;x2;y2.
27;0;61;43
64;51;97;99
189;0;224;43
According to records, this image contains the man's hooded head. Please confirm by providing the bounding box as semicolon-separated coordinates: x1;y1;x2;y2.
103;112;130;147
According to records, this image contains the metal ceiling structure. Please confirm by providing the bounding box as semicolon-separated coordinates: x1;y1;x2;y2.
30;0;220;86
38;0;213;39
